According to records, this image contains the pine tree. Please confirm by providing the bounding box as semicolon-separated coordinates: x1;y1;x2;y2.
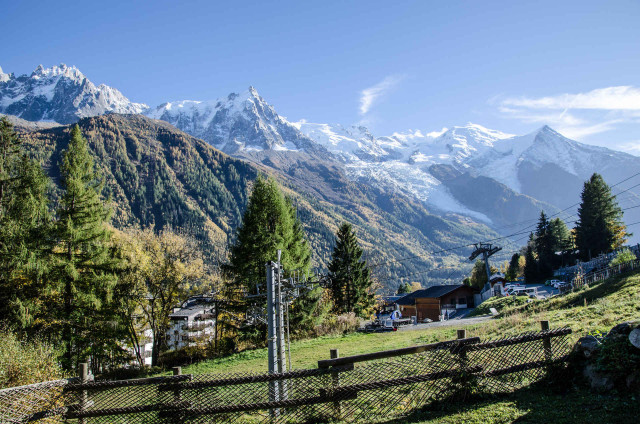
505;253;521;281
0;118;52;330
523;237;538;283
227;176;317;337
575;173;628;261
534;211;554;278
549;218;572;253
53;125;119;370
228;176;311;291
327;223;374;317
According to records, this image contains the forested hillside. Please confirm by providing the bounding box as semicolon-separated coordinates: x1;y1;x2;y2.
20;114;498;289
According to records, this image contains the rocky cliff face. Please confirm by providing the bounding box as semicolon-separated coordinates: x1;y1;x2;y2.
0;64;147;124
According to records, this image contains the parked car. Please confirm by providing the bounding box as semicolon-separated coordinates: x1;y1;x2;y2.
545;279;562;287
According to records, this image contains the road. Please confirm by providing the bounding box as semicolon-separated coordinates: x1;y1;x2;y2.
396;313;493;332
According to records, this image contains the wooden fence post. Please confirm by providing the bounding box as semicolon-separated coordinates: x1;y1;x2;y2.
540;321;552;361
330;349;341;420
457;330;468;364
78;362;88;424
172;367;182;404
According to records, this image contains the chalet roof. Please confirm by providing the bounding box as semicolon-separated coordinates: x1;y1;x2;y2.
396;285;466;306
169;305;214;320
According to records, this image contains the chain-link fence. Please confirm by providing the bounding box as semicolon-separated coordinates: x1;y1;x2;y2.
1;326;572;424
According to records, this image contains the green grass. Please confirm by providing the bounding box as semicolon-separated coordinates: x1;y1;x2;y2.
467;296;530;317
177;270;640;377
380;383;639;423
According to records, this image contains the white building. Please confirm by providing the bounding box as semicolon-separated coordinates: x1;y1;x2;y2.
167;294;217;350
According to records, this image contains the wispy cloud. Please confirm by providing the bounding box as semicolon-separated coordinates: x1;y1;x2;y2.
502;86;640;111
617;140;640;157
494;86;640;140
359;75;403;115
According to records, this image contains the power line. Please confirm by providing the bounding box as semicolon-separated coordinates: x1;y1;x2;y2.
369;198;640;272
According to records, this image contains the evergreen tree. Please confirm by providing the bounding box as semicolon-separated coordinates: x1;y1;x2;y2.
549;218;572;253
327;223;374;317
505;253;521;281
228;176;311;291
0;118;52;330
523;238;538;283
397;282;411;295
227;176;318;337
534;211;554;278
53;125;119;370
575;173;628;261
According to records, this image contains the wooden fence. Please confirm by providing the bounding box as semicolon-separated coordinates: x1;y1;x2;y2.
1;322;573;424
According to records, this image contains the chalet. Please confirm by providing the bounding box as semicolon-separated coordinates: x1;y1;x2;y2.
396;284;476;322
167;294;217;350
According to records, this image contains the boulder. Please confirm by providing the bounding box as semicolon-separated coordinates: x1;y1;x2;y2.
575;335;600;359
583;364;614;391
629;328;640;349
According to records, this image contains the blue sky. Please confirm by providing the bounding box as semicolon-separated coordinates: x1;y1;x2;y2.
1;0;639;153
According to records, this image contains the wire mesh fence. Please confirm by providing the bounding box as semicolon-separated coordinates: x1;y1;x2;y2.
1;326;573;424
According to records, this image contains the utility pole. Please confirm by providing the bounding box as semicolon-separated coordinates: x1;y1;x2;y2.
265;260;280;414
469;243;502;282
261;257;332;417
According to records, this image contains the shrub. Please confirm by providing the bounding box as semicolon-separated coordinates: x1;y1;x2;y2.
595;334;640;390
314;312;360;337
609;248;636;267
0;330;64;388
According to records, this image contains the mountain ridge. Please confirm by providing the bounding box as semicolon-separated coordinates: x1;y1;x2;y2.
4;63;640;243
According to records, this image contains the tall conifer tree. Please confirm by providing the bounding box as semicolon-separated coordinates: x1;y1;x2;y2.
327;223;374;317
54;125;118;370
0;118;51;330
534;211;554;278
575;173;628;261
228;176;311;291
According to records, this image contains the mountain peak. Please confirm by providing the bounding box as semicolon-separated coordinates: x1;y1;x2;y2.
0;66;10;83
0;63;147;124
248;86;260;97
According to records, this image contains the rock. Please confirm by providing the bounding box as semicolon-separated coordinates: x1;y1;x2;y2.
584;364;614;391
630;328;640;349
607;321;640;337
575;336;600;359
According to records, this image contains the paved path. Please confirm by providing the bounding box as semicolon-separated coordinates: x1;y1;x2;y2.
396;314;493;332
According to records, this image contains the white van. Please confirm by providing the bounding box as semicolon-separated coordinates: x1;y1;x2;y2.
506;286;540;298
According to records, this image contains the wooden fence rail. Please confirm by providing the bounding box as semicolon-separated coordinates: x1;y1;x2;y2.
3;322;573;424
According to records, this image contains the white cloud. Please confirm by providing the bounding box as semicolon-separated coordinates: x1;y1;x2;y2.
494;86;640;141
359;75;403;115
502;86;640;111
617;140;640;157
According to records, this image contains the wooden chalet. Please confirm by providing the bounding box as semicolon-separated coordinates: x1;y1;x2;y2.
396;284;476;322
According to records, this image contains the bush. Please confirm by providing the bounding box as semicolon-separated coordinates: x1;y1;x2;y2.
97;365;164;381
610;248;636;267
0;330;64;388
314;312;360;337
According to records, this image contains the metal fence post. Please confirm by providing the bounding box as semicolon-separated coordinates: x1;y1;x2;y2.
78;363;88;424
330;348;341;420
540;320;552;361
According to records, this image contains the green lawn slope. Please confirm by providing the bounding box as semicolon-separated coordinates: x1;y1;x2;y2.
179;269;640;376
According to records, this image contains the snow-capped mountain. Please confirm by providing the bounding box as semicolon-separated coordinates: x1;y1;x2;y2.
296;121;640;231
3;63;639;241
0;64;148;124
145;87;320;155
